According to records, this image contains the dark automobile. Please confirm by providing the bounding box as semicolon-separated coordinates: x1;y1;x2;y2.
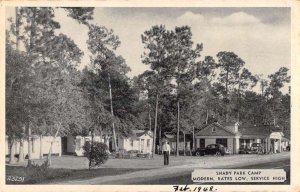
239;146;251;154
249;143;262;154
194;144;226;156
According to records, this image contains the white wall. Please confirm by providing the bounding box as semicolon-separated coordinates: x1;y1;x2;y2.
281;141;289;150
205;138;216;146
42;136;61;158
119;134;153;153
196;138;200;148
5;135;61;159
69;135;109;156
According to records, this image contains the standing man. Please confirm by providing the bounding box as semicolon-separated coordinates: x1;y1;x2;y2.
162;141;170;165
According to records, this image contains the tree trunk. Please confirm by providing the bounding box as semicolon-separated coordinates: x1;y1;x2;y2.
152;93;158;157
148;103;153;154
159;124;162;155
183;132;186;156
225;70;229;122
89;129;94;170
148;103;152;131
206;109;209;124
237;84;241;122
18;125;25;162
108;73;118;152
99;126;103;142
29;8;36;50
27;9;36;167
39;135;43;159
15;7;20;50
176;100;180;157
27;124;32;167
192;126;195;151
46;123;61;166
9;138;16;164
18;139;24;162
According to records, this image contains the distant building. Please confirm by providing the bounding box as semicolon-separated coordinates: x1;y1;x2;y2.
281;137;290;151
195;122;285;154
163;130;192;154
118;130;153;153
6;130;112;159
5;135;61;160
61;135;110;156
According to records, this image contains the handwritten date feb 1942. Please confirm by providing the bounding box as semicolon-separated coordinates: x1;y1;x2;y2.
173;185;217;192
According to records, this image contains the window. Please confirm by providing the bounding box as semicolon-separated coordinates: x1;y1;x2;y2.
147;139;150;147
216;138;227;147
130;139;134;147
240;139;246;149
200;139;205;148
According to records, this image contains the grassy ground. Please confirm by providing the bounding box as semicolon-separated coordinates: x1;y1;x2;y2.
5;154;187;184
6;152;290;184
6;165;149;184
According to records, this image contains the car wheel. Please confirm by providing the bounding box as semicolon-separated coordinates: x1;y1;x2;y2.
195;152;200;156
215;151;221;156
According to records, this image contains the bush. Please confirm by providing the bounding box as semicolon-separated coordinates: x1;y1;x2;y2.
83;141;109;167
23;161;50;182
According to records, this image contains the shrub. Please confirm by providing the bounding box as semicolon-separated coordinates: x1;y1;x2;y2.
83;141;109;167
115;149;128;159
24;161;50;182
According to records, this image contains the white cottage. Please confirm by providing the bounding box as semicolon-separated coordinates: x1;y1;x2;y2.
5;135;62;160
281;137;290;151
61;135;110;156
118;130;153;153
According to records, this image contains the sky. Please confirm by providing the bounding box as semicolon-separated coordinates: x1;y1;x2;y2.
6;7;291;88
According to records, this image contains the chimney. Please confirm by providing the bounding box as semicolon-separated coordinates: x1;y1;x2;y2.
224;122;239;133
234;122;239;133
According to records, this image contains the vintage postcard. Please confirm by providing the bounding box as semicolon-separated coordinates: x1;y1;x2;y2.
0;0;298;192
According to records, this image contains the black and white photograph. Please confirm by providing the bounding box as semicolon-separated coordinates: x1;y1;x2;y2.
3;3;293;189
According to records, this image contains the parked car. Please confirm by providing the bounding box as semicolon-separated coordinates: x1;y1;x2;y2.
193;144;226;156
249;143;262;154
239;146;251;154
